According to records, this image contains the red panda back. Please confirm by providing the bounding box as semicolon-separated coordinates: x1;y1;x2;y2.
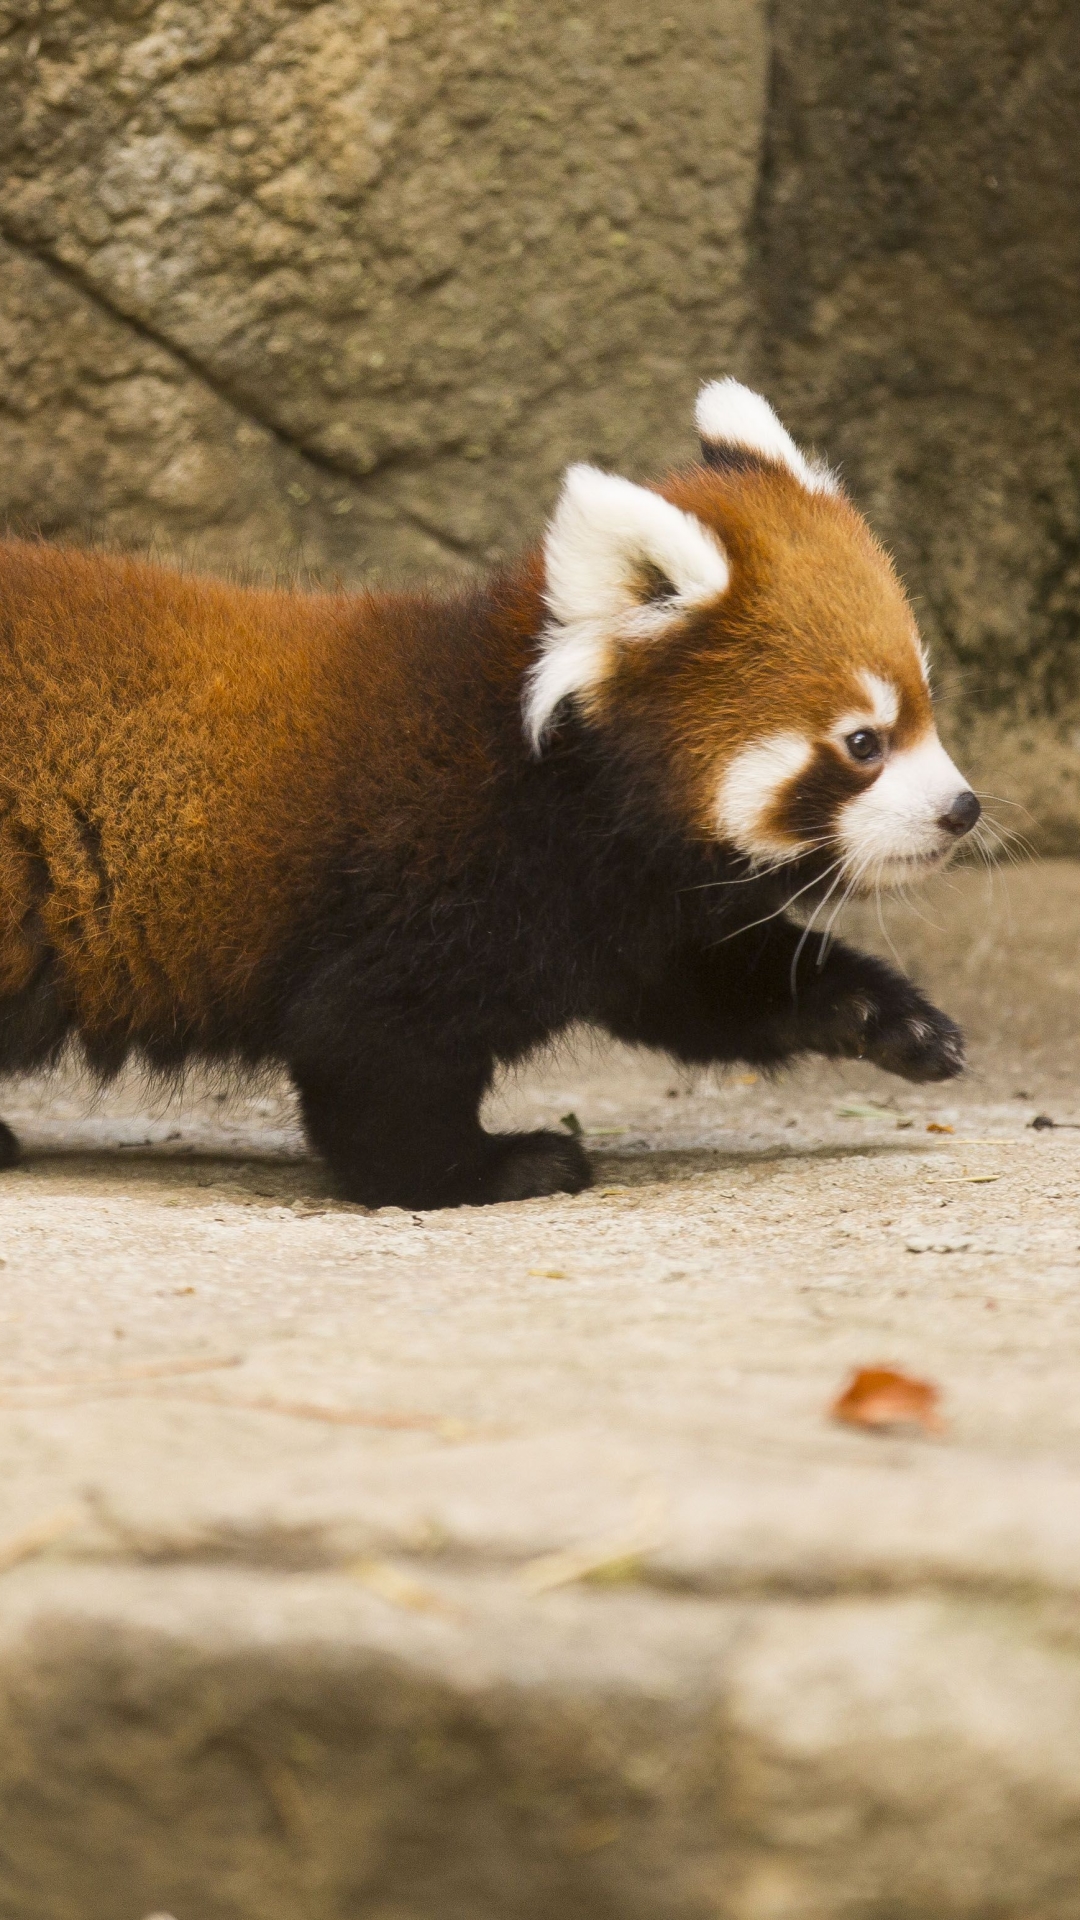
0;541;391;1042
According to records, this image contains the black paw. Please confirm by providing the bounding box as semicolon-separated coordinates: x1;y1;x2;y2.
856;992;965;1083
484;1130;593;1204
0;1120;20;1169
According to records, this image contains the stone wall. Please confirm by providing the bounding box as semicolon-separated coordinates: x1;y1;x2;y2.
749;0;1080;847
0;0;765;577
1;0;1078;838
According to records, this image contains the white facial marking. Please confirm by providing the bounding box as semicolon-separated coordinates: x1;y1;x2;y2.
831;673;902;747
525;464;729;752
716;732;814;864
695;379;839;495
838;730;971;885
859;672;900;729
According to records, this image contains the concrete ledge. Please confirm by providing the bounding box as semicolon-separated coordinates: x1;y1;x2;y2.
3;1566;1080;1920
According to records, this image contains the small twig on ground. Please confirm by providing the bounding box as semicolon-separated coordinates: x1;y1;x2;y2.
348;1558;464;1617
0;1353;241;1392
0;1505;82;1573
518;1488;665;1594
116;1387;485;1439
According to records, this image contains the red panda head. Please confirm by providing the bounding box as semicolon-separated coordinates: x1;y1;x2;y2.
525;379;979;893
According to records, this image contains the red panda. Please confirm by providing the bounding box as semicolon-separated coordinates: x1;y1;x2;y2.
0;380;978;1208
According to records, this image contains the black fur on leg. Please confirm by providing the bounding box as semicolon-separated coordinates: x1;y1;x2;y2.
285;993;596;1208
291;1069;480;1210
482;1130;592;1204
295;1067;592;1210
599;915;964;1085
0;1120;19;1169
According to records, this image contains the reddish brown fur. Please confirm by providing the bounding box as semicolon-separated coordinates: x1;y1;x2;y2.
0;539;533;1051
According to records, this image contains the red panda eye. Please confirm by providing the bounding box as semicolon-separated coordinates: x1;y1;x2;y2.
845;728;882;764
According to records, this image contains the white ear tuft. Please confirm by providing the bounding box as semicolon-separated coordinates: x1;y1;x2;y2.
524;465;729;752
695;378;838;495
543;465;729;630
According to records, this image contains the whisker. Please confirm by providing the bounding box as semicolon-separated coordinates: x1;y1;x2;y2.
981;828;1036;865
681;837;833;894
972;817;1032;870
816;855;872;967
790;866;847;997
888;881;946;931
973;792;1033;819
712;858;845;946
873;884;908;971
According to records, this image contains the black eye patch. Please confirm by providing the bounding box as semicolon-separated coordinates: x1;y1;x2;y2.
774;744;868;843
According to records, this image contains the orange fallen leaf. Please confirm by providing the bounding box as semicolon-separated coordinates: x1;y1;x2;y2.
830;1366;945;1436
926;1122;954;1134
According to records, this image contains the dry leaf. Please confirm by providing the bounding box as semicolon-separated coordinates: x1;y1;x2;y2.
926;1122;955;1135
830;1366;945;1436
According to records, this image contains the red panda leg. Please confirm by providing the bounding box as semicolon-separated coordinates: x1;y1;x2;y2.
0;1120;19;1169
290;1053;592;1211
600;920;964;1084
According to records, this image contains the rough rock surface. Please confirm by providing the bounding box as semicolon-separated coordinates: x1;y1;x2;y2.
749;0;1080;841
1;860;1080;1915
0;0;764;575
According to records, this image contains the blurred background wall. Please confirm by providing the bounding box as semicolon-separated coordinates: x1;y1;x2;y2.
0;0;1077;840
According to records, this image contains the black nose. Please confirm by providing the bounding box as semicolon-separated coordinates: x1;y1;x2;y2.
938;789;981;838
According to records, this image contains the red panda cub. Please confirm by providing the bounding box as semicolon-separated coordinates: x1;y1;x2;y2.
0;380;978;1208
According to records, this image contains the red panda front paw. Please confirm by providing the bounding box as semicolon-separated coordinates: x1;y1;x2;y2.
855;992;965;1083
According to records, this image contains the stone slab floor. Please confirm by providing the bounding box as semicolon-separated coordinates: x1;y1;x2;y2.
2;861;1080;1920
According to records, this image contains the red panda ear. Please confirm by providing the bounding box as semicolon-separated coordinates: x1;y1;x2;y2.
695;379;838;495
524;464;729;752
